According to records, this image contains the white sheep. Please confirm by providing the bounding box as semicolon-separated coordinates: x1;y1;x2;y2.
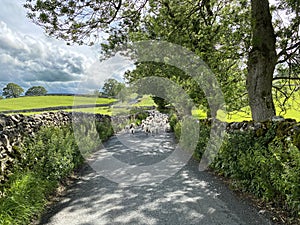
164;123;171;132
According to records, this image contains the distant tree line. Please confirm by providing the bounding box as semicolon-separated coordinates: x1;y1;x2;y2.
1;83;47;99
1;80;127;99
0;79;128;100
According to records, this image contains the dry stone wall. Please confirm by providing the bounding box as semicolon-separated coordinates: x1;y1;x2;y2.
1;111;300;185
202;116;300;149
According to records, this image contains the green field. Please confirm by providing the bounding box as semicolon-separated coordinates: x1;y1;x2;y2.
67;106;112;115
1;94;299;121
0;95;154;116
193;95;300;122
0;96;116;112
133;95;157;107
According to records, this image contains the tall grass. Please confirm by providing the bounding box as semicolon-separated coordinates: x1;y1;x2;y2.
0;172;56;225
0;118;114;224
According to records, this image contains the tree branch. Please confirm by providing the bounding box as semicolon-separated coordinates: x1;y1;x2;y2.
107;0;123;24
277;40;300;64
273;76;300;81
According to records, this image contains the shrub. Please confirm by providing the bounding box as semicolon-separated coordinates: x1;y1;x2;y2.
174;121;181;140
129;108;148;125
96;117;114;141
169;113;178;131
193;121;210;160
211;127;300;218
16;126;83;181
0;117;114;224
169;116;300;221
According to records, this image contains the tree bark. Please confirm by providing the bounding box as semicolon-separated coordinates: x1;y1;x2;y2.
247;0;277;122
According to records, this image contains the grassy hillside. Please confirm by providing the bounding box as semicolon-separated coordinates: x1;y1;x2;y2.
225;92;300;122
1;94;299;121
133;95;157;107
0;96;116;112
193;93;300;122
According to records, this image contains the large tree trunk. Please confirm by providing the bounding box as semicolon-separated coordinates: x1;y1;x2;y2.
247;0;277;122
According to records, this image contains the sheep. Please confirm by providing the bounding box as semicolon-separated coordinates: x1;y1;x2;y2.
164;123;171;132
124;124;130;133
129;123;135;134
149;126;156;135
143;124;151;134
130;126;135;134
138;110;172;135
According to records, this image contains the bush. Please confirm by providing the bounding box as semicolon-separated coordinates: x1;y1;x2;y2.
151;96;168;110
211;127;300;218
169;114;211;161
13;126;83;181
0;117;114;224
129;108;148;125
193;121;210;160
96;117;114;141
167;115;300;221
169;113;178;131
173;121;181;140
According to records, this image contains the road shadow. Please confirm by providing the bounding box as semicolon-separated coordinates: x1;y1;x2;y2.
38;131;274;225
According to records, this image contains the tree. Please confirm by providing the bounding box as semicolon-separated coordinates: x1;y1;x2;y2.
102;78;124;97
24;0;251;118
116;86;131;102
92;89;101;97
123;1;250;117
24;0;300;121
246;0;300;121
246;0;277;121
25;86;47;96
152;96;169;111
23;0;145;46
2;83;24;98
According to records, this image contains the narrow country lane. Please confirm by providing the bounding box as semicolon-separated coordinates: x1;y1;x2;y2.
37;129;274;225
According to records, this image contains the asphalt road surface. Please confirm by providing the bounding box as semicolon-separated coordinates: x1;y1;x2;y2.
38;129;274;225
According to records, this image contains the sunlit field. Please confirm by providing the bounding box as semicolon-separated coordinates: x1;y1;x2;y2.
133;95;157;107
1;94;299;121
0;96;116;112
193;94;300;122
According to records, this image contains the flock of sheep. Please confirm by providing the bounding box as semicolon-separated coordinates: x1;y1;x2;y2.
124;110;171;135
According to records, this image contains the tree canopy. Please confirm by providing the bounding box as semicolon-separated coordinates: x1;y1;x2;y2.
24;0;300;121
102;78;125;97
25;86;48;96
2;83;24;98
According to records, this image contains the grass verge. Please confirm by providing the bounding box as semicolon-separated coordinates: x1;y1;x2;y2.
0;172;56;225
0;116;114;224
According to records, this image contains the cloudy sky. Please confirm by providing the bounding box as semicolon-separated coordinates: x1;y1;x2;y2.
0;0;131;95
0;0;284;96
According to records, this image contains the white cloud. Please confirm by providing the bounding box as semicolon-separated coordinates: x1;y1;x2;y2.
0;0;107;94
74;53;135;94
0;19;96;93
0;0;133;95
